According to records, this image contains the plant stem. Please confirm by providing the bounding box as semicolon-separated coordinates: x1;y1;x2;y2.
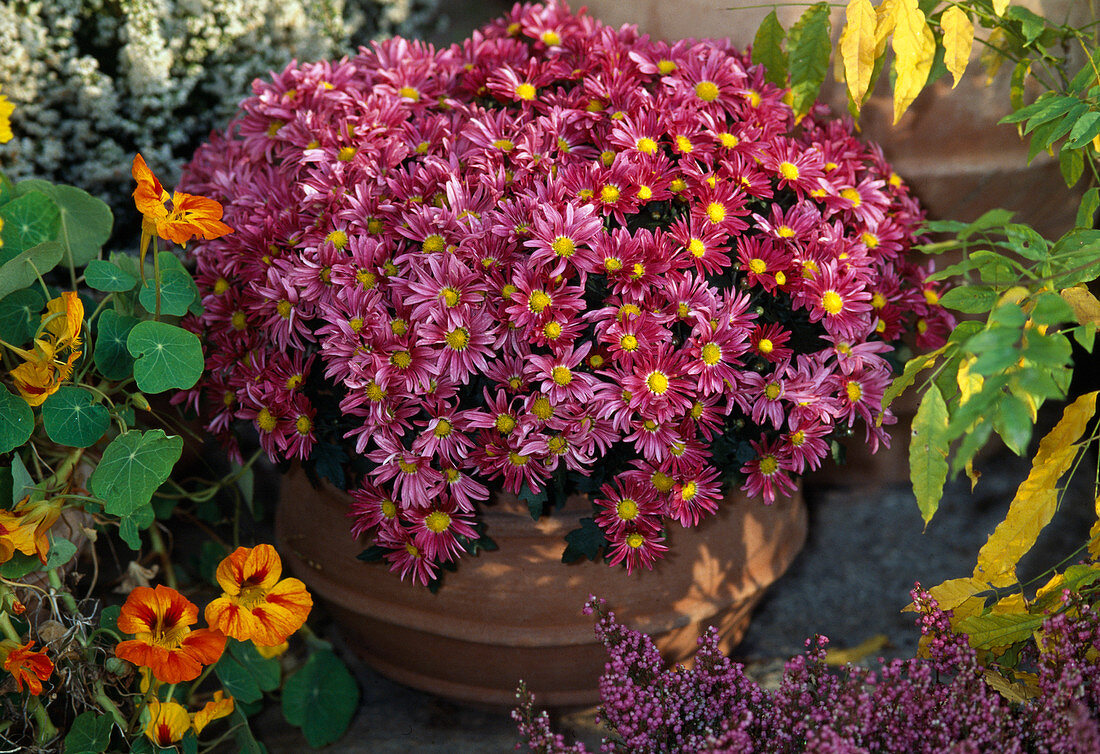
30;695;58;746
0;607;22;642
47;569;80;616
94;679;129;732
147;524;178;590
186;662;217;706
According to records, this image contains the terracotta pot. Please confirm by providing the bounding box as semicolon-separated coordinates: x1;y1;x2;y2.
275;467;807;708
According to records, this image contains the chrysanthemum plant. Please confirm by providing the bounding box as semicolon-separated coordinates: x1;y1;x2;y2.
180;0;954;588
0;98;355;751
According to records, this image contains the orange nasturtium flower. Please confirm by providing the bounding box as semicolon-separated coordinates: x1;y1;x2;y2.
191;690;235;734
131;154;233;258
0;496;64;565
145;698;192;747
7;291;84;406
0;640;54;695
205;544;313;646
115;584;226;684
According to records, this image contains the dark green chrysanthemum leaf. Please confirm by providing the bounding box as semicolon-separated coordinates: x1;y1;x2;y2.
0;190;60;262
139;268;196;316
0;385;34;454
89;429;183;520
41;386;111;448
0;241;64;300
94;309;140;381
0;288;44;346
85;259;138;292
126;320;203;393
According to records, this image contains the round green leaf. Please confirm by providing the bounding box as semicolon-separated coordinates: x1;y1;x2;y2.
127;320;204;393
41;386;111;448
0;385;33;453
0;190;60;262
0;240;64;300
94;309;140;381
45;184;114;266
85;259;137;292
282;650;358;748
139;268;197;316
0;287;44;346
64;709;114;754
88;429;183;519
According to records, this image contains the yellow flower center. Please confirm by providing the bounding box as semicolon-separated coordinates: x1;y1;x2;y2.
620;334;639;352
790;430;805;446
381;500;397;519
779;161;800;181
690;401;704;419
515;83;537;101
862;232;880;248
391;350;412;369
923;289;940;306
397;459;419;475
759;455;778;475
626;532;645;549
871;292;887;309
745;89;761;107
765;383;781;400
528;290;551;313
434;419;453;437
440;287;460;307
706;202;725;224
657;59;677;74
398;86;420;101
619;303;641;319
214;277;230;294
631;262;645;279
600;150;615;167
600;185;621;204
231;311;247;331
777;225;795;238
552;236;576;257
492;138;515;151
670;178;687;192
637;185;653;201
532;395;554;420
646;370;669;395
605;256;623;272
695;80;720;102
652;471;675;492
840;187;861;206
551;366;573;386
495;414;516;434
276;300;293;319
422;234;446;253
681;480;697;500
821;291;844;315
425;511;451;533
701;342;721;365
508;451;529;466
445;327;469;350
688;238;706;258
541;30;561;45
257;408;277;432
617;498;639;520
326;229;348;249
775;271;787;286
548;435;568;455
718;132;739;148
295;415;312;435
675;135;693;153
544;321;563;340
757;338;774;355
356;270;377;289
366;381;385;402
405;543;420;557
338;146;357;161
636;137;658;154
846;381;863;403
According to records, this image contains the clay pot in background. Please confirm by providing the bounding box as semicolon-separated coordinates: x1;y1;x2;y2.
583;0;1087;239
275;467;807;708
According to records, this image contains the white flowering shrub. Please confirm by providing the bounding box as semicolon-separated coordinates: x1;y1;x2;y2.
0;0;441;215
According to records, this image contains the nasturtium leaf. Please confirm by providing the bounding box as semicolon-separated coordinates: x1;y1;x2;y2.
41;386;111;448
751;10;787;88
282;650;359;748
214;650;264;705
0;173;14;207
139;268;196;316
44;536;78;569
0;190;60;261
99;604;121;633
10;452;33;505
0;287;44;346
118;503;155;551
910;383;949;526
64;709;114;754
85;260;138;292
93;309;140;381
126;321;204;393
89;429;184;521
0;240;64;300
787;3;831;119
18;180;113;267
0;385;34;454
230;709;266;754
0;551;43;578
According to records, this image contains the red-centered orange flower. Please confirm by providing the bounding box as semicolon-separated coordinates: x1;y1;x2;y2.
115;584;226;684
8;338;79;407
191;690;234;734
145;698;191;747
0;496;63;565
204;545;312;647
41;291;83;351
0;639;54;695
132;153;233;252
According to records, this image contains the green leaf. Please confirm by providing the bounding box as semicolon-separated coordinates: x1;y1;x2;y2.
999;92;1059;125
1004;5;1047;45
958;209;1016;239
214;643;273;704
0;385;34;454
45;536;78;569
99;604;121;633
0;173;14;207
519;484;548;519
561;517;608;564
1018;95;1079;133
1030;291;1075;326
787;3;831;119
63;709;114;754
0;240;65;300
93;309;140;381
0;287;44;346
41;386;111;448
751;10;787;88
89;429;183;519
10;452;33;505
910;384;949;526
1076;187;1099;229
282;650;359;748
956;611;1045;649
118;504;155;550
0;551;43;578
139;268;197;317
17;181;113;267
993;394;1033;455
0;190;60;262
85;260;137;292
126;321;204;393
882;345;947;409
1066;110;1100;149
230;708;266;754
1060;146;1085;188
938;286;998;313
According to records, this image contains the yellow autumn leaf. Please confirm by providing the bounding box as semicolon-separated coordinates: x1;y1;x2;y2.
973;391;1098;587
891;0;936;123
941;6;974;89
956;355;983;407
924;576;987;611
1035;571;1065;601
980;28;1009;84
875;0;898;53
1060;284;1100;326
983;669;1038;703
840;0;878;108
825;633;890;666
993;0;1011;15
991;592;1027;614
1091;492;1100;560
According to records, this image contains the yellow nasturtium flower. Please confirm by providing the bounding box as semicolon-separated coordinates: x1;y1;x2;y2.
191;691;235;734
144;699;192;747
0;496;64;566
0;84;13;143
6;292;83;406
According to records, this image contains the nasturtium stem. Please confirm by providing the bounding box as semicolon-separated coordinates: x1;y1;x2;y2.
94;679;129;732
147;524;179;590
0;606;23;643
47;568;80;616
30;695;58;745
186;662;217;705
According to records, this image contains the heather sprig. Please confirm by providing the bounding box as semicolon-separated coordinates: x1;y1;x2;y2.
180;0;952;584
514;590;1100;753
